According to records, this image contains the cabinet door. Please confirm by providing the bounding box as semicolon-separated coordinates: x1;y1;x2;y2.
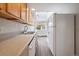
7;3;20;18
55;14;74;56
29;9;32;24
20;3;27;23
27;7;33;25
0;3;6;11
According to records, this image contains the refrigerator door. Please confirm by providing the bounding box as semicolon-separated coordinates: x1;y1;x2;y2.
55;14;74;56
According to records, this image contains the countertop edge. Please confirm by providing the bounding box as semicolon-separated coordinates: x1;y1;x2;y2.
18;33;36;56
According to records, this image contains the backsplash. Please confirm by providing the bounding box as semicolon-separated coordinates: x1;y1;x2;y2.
0;18;25;42
0;18;25;34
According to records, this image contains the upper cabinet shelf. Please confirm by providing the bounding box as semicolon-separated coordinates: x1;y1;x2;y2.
0;3;33;25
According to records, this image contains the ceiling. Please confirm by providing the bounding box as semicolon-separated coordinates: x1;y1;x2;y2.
28;3;79;13
28;3;79;22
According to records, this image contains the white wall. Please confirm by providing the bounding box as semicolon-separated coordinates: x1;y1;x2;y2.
0;18;25;42
48;14;55;55
55;14;74;56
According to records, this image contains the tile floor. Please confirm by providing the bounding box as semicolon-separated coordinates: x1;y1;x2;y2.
35;36;53;56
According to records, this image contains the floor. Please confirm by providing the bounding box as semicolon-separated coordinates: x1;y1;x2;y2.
35;36;53;56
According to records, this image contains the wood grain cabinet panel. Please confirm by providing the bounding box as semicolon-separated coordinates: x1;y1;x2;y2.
20;3;27;23
7;3;21;18
27;7;33;25
28;9;33;25
0;3;6;11
0;3;33;25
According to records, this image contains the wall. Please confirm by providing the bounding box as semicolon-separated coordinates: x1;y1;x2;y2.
0;18;25;42
47;14;54;55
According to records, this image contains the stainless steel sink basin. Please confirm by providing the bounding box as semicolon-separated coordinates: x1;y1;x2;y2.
26;32;35;34
24;32;35;34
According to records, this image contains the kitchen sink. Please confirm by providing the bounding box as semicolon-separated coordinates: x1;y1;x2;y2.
27;32;35;34
24;32;35;34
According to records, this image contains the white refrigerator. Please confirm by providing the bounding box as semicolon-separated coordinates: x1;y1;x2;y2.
48;14;74;56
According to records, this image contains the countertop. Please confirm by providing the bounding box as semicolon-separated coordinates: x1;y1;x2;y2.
0;33;35;56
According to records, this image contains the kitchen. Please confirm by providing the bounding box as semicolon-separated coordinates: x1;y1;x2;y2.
0;3;36;56
0;3;50;56
0;3;79;56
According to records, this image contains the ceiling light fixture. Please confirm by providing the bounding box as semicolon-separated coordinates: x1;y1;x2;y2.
31;8;35;11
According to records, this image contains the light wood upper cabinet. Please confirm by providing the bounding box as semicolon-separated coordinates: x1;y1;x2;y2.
0;3;33;25
27;7;33;25
0;3;6;11
0;3;17;19
7;3;21;18
20;3;27;23
28;9;33;25
21;4;33;25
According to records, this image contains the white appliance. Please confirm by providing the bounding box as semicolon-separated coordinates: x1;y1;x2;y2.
55;14;74;56
48;14;74;56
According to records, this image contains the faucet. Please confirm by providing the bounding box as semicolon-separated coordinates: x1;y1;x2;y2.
24;25;28;34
